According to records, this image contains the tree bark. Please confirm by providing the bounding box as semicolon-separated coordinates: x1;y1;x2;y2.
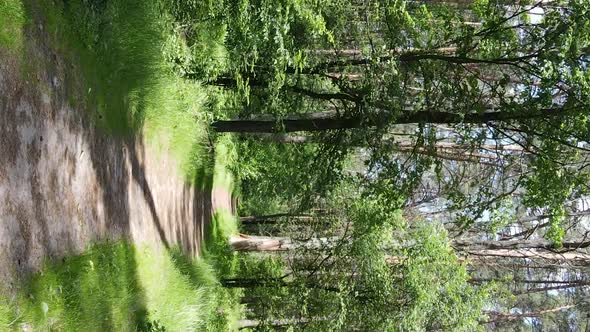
513;282;590;295
454;238;590;251
212;116;362;133
239;213;314;225
296;52;540;75
229;234;337;252
482;304;577;324
253;134;525;153
465;249;590;263
309;47;458;57
221;277;284;288
238;317;323;330
212;107;573;133
222;277;341;293
470;277;590;285
229;235;294;251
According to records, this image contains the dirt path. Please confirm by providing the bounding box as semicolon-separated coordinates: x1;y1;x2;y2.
0;28;231;295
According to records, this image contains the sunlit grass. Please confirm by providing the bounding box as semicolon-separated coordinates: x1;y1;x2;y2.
212;134;239;193
199;211;243;331
0;0;25;51
0;300;16;331
141;76;213;186
135;245;210;331
0;241;242;332
32;0;168;133
5;243;146;331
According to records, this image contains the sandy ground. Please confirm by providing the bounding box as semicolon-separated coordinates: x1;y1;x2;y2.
0;28;231;294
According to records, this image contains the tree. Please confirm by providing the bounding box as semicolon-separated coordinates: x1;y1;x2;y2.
177;0;590;329
226;197;490;331
209;0;590;244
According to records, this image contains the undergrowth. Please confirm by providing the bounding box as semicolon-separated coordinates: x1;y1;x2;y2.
0;239;242;331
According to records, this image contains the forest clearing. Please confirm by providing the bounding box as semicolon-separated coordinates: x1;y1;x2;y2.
1;0;590;331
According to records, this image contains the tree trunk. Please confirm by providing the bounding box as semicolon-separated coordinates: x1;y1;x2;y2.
229;235;293;251
249;133;312;144
238;317;322;330
253;134;525;153
212;107;572;133
222;277;341;293
252;134;516;164
513;282;590;295
470;277;590;285
229;234;337;252
465;249;590;263
221;277;284;288
240;213;314;225
309;47;458;56
454;238;590;251
297;52;541;75
212;116;363;133
482;304;577;323
240;296;260;305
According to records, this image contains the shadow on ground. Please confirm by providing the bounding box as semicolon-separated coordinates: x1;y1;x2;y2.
0;3;223;297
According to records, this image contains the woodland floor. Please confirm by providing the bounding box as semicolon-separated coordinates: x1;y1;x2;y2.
0;19;232;296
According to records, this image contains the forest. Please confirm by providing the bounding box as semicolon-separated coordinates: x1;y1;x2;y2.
210;0;590;330
1;0;590;331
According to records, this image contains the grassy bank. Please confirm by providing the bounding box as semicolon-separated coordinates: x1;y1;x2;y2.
1;0;244;330
1;0;220;185
0;214;241;331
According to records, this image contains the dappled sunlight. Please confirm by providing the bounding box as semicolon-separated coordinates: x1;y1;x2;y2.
5;0;588;329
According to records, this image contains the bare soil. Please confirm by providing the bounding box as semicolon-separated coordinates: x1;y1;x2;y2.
0;25;230;294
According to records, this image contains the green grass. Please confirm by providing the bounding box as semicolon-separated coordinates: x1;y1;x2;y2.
137;244;240;332
0;300;15;329
140;76;213;185
167;210;243;331
30;0;169;133
0;241;243;332
212;134;240;193
3;0;242;187
3;242;148;331
0;0;26;51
